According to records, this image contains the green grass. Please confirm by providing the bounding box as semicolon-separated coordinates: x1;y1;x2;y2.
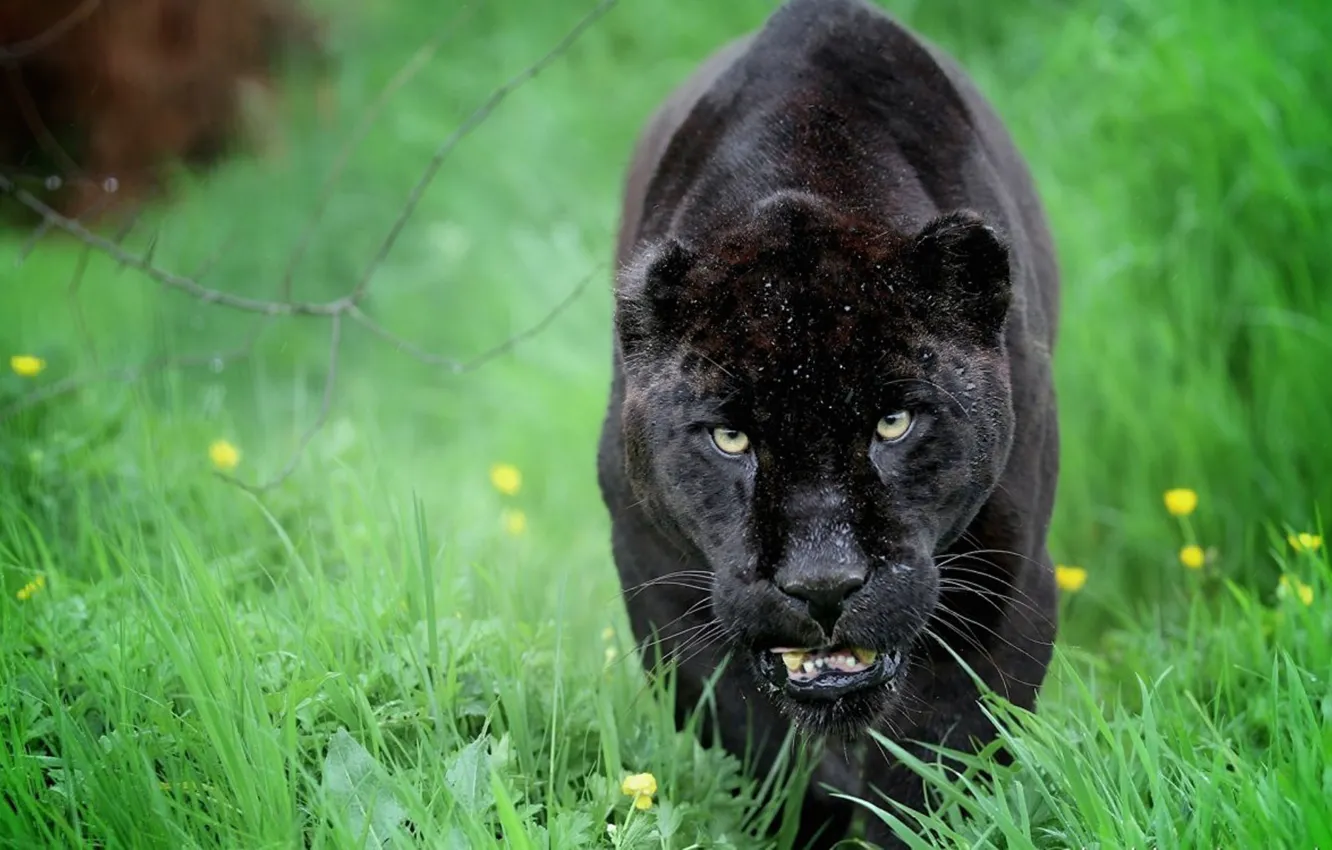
2;0;1329;846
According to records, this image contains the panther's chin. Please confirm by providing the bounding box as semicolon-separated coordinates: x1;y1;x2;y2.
751;645;908;738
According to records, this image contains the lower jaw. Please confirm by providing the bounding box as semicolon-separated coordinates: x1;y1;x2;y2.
773;677;902;738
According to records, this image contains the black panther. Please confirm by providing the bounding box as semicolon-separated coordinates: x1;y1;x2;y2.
597;0;1061;844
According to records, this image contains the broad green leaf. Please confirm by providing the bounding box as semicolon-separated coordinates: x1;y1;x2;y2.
321;728;407;849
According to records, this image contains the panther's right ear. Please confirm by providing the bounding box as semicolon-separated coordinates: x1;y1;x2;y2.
614;238;696;355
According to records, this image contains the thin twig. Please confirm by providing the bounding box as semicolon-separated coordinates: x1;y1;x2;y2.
215;312;343;493
189;230;240;282
0;331;267;421
1;0;619;492
347;0;620;303
66;204;146;363
0;0;102;62
19;189;113;260
1;172;347;315
345;265;600;374
278;7;473;301
3;67;83;177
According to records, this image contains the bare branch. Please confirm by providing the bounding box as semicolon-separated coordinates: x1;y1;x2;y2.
215;312;344;493
278;7;474;301
2;0;620;492
0;329;268;421
348;0;620;304
342;306;460;369
187;229;239;282
1;172;348;315
3;67;82;176
19;186;117;261
345;264;600;373
0;0;103;63
64;207;144;364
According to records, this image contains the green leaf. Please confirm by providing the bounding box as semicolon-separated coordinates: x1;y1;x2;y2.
321;728;407;849
445;734;495;815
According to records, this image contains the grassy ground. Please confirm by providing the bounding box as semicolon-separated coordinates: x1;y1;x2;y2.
2;0;1330;847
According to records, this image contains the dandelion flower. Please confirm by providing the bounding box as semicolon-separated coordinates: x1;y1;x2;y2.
10;355;46;377
1163;488;1198;517
1055;565;1087;592
15;575;45;601
1179;544;1205;570
1277;575;1314;606
489;462;522;496
621;772;657;810
1288;532;1323;553
208;439;241;471
501;508;527;536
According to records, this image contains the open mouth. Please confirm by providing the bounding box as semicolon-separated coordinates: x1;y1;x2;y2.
761;645;903;702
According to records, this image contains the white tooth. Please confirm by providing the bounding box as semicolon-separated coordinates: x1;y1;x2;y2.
803;661;816;674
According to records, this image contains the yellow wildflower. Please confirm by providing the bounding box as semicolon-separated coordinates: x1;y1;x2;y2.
501;508;527;536
1277;575;1314;606
605;646;618;665
1163;488;1198;517
489;463;522;496
208;439;241;471
15;575;46;601
10;355;46;377
1288;532;1323;553
1054;565;1087;592
621;772;657;811
601;626;615;641
1179;544;1205;570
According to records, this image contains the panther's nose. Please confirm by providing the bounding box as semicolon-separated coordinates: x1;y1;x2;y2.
778;570;865;635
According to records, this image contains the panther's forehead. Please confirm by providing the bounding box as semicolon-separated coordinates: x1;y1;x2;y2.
672;282;939;445
623;192;1002;437
657;194;940;407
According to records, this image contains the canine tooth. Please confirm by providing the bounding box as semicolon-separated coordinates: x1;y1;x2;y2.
781;651;805;672
853;648;878;664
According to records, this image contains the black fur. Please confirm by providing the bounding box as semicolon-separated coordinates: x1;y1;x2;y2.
596;1;1061;846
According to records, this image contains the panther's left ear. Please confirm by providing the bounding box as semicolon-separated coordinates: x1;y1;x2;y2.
613;237;697;358
905;210;1012;339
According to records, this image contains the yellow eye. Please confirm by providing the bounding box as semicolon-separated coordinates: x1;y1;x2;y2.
875;411;913;442
710;427;751;455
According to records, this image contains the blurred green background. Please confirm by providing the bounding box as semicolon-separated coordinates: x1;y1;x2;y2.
2;0;1330;845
